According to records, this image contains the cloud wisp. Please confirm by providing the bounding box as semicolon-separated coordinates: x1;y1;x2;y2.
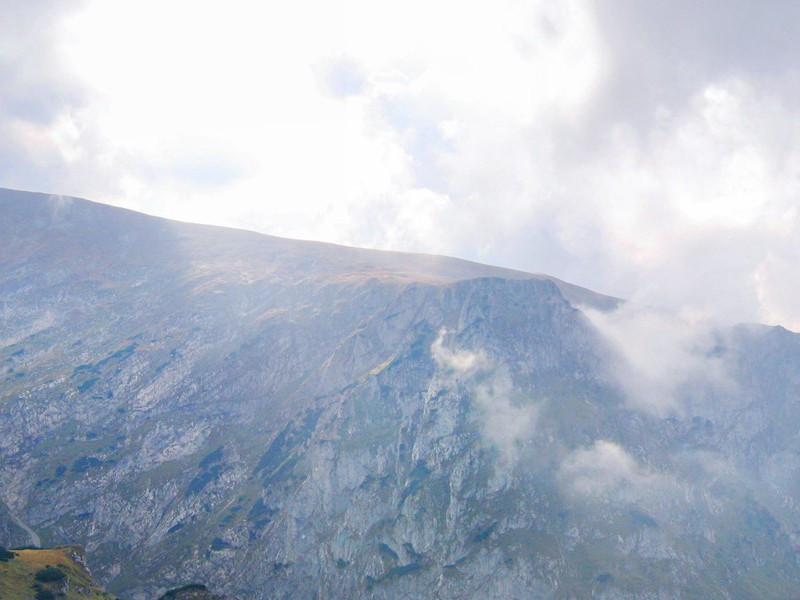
559;440;672;506
582;304;732;417
430;329;491;375
431;329;537;458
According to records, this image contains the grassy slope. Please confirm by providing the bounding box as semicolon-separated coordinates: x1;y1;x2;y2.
0;546;114;599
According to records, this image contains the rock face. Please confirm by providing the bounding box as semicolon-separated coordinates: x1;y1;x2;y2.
2;188;800;598
0;498;37;548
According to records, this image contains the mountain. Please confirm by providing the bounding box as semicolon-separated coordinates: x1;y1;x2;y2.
2;187;800;598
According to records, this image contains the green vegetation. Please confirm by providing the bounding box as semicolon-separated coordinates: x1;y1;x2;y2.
209;538;230;551
377;543;399;561
185;465;221;496
167;522;184;534
34;566;66;582
247;498;277;527
72;455;103;473
77;377;98;393
33;587;56;599
157;584;209;599
366;562;424;589
399;459;432;505
198;446;224;469
0;546;113;599
0;545;16;561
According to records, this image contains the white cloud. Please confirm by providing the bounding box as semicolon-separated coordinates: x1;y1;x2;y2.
431;328;490;375
583;304;730;417
559;440;669;503
752;250;800;332
314;56;368;99
431;329;537;456
473;368;537;459
3;1;800;329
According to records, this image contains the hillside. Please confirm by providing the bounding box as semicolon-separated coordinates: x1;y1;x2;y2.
3;188;800;598
0;546;112;599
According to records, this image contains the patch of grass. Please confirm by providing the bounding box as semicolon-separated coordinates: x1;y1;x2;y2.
0;546;113;599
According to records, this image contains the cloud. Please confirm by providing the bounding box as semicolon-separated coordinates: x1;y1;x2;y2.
315;56;368;98
752;249;800;332
583;304;730;417
559;440;669;503
431;329;537;457
473;368;537;459
3;1;800;329
0;1;87;124
0;1;90;188
590;0;800;126
431;328;490;375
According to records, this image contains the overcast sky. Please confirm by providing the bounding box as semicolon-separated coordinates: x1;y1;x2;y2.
3;0;800;328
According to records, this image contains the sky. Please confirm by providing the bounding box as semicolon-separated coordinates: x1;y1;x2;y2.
2;0;800;328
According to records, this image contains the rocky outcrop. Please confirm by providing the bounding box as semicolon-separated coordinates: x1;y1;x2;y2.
0;498;38;548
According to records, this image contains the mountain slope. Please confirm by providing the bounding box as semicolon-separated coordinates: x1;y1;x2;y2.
2;188;800;598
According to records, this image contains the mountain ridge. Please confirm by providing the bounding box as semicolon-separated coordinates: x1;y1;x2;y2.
0;187;619;310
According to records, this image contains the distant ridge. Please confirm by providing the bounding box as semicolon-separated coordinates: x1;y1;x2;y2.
0;187;619;310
